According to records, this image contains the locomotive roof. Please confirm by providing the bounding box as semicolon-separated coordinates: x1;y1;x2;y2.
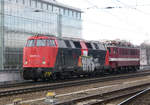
106;45;140;49
28;35;109;47
101;39;139;49
58;37;84;42
29;35;104;44
28;35;56;39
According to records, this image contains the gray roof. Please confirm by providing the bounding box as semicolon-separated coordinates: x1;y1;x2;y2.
39;0;82;12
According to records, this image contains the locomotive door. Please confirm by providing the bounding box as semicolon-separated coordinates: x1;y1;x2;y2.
60;50;65;68
60;49;73;70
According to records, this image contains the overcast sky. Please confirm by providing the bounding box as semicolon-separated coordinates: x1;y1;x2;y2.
57;0;150;45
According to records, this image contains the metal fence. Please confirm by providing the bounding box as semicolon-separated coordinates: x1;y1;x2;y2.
0;0;82;70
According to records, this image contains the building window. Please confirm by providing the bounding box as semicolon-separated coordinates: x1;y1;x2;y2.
31;0;36;8
17;0;24;4
63;8;65;15
65;9;68;16
37;2;42;9
75;12;81;19
59;8;63;15
73;11;76;18
53;6;59;13
69;10;72;17
48;4;52;12
75;12;78;19
43;3;47;10
78;12;81;19
24;0;31;6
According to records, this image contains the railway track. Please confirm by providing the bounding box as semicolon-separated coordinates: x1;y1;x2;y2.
0;70;149;89
118;88;150;105
54;83;150;105
1;70;150;97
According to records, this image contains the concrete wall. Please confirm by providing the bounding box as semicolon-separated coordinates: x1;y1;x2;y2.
0;71;23;83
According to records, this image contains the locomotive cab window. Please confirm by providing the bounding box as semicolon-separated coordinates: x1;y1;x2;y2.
113;48;118;54
47;39;56;46
36;39;46;46
26;40;35;47
108;47;111;53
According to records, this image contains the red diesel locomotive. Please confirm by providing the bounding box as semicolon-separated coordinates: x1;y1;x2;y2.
23;35;140;81
23;35;109;81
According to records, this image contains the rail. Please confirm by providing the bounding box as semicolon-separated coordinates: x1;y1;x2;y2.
118;88;150;105
54;84;150;105
0;70;150;97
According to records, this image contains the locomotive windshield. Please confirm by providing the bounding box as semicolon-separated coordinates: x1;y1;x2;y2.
47;40;56;46
37;39;47;46
26;39;56;47
26;40;35;47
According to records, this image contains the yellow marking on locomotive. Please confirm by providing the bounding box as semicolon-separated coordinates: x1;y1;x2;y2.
44;72;52;77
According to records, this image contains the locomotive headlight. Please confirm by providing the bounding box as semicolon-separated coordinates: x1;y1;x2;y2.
42;61;46;64
24;61;28;65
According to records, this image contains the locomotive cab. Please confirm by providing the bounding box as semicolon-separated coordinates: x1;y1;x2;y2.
23;36;58;80
23;36;58;68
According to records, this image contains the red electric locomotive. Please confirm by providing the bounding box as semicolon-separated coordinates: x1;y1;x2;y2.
23;35;109;81
106;40;140;73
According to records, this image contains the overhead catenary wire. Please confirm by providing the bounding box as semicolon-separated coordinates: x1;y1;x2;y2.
115;0;150;15
57;0;150;44
84;0;125;22
83;0;145;34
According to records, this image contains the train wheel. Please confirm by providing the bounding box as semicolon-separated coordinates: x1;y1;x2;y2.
109;69;114;74
33;78;38;82
41;72;45;81
133;66;137;72
23;70;30;80
41;78;46;81
115;69;120;74
60;75;65;80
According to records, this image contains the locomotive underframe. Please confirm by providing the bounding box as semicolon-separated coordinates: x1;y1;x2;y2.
23;66;109;81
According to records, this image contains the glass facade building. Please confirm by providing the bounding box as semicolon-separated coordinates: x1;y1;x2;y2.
0;0;82;70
